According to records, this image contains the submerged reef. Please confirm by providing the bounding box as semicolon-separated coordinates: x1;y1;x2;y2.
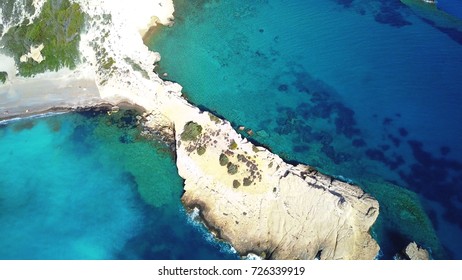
360;178;443;259
0;0;448;260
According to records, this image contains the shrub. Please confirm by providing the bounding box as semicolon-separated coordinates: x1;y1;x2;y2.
243;177;253;186
0;72;7;83
180;121;202;141
219;153;229;166
208;112;221;124
229;140;238;150
227;162;238;175
233;180;241;188
102;57;115;70
124;57;149;79
1;0;85;77
197;146;206;155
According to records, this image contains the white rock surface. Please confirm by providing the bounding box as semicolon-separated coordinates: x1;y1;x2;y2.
175;111;380;259
404;242;430;260
0;0;381;259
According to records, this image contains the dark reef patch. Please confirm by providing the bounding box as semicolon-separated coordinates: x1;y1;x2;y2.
119;133;134;144
333;0;354;8
12;120;35;132
374;7;411;28
366;148;387;162
398;140;462;228
278;84;289;92
440;146;451;156
331;0;412;28
293;145;310;153
399;127;408;137
352;138;367;147
266;62;364;168
365;148;405;170
388;134;401;147
70;124;94;155
380;144;391;151
383;117;393;126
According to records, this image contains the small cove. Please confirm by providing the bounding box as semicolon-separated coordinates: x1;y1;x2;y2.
0;110;238;259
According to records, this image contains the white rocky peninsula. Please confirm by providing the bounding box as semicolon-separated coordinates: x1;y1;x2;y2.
175;111;379;259
0;0;380;259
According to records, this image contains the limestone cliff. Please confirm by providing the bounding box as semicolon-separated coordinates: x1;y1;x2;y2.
174;109;380;260
0;0;381;260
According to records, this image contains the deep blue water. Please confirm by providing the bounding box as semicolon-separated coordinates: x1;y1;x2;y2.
0;111;238;259
437;0;462;19
149;0;462;259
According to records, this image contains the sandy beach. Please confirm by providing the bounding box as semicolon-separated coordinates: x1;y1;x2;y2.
0;0;177;122
0;66;107;121
0;0;383;259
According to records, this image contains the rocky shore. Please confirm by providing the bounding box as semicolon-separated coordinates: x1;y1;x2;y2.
175;110;379;259
0;0;380;259
395;242;430;260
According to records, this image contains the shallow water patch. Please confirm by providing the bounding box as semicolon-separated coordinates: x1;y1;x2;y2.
0;110;238;259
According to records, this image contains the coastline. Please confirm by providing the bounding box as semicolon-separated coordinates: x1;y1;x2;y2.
0;71;107;121
0;0;381;259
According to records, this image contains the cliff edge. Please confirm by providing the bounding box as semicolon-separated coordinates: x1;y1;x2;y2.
0;0;380;259
174;110;380;259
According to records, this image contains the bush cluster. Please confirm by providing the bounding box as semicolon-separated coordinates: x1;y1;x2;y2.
180;121;203;141
1;0;85;76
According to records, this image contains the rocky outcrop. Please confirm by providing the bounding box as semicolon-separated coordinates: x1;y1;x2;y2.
175;109;380;259
20;44;45;63
396;242;430;260
1;0;381;260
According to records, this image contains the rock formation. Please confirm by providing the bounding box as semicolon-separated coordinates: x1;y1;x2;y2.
20;44;45;63
175;110;380;259
396;242;430;260
1;0;381;259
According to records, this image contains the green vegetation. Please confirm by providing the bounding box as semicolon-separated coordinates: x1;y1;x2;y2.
197;146;206;155
233;180;240;188
227;162;238;175
219;153;229;166
94;45;116;78
229;140;238;150
102;57;115;70
208;112;221;124
0;72;7;83
0;0;85;76
243;177;253;186
180;121;202;141
124;57;149;79
252;145;260;153
0;0;36;35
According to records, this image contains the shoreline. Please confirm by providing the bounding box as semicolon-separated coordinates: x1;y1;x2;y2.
0;0;382;259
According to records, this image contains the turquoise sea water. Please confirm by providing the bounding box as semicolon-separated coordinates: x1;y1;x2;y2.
150;0;462;259
0;111;237;259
